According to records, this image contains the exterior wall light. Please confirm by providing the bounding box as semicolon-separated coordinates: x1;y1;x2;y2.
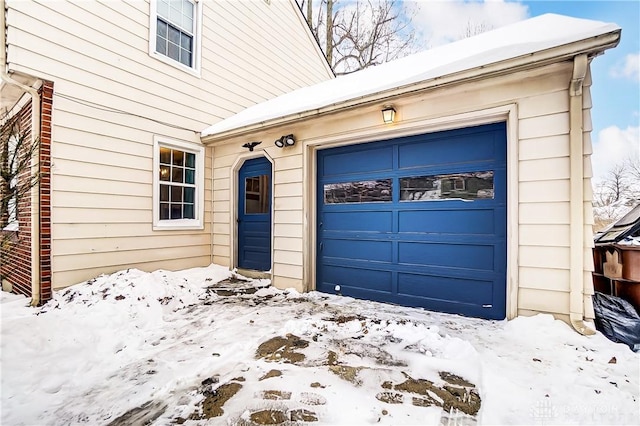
275;134;296;148
381;106;396;124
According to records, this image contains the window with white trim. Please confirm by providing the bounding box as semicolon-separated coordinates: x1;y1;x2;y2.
153;137;204;229
150;0;201;72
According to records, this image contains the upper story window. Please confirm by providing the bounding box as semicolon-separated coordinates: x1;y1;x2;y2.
150;0;202;75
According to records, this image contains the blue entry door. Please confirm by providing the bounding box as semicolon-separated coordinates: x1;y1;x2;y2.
238;157;272;270
317;122;507;320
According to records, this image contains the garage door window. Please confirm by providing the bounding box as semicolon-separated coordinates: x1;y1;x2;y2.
400;171;494;201
324;179;392;204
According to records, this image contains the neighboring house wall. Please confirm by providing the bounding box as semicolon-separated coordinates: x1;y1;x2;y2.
0;81;52;300
4;0;332;290
208;61;595;322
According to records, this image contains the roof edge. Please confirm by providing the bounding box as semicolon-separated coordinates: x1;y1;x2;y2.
202;29;620;144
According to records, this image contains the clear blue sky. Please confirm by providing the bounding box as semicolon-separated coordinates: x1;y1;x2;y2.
411;0;639;182
523;0;639;133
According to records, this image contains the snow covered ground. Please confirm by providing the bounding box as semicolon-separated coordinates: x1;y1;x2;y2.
1;264;638;425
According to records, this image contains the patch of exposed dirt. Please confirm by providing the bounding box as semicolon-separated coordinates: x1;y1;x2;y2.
192;382;243;419
376;392;404;404
259;370;282;381
290;409;318;422
310;382;326;389
328;365;364;385
327;350;338;366
411;395;441;407
440;371;474;388
260;390;292;400
256;334;309;364
249;409;288;424
392;373;481;416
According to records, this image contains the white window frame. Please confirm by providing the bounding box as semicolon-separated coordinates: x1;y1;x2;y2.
149;0;203;77
152;136;205;230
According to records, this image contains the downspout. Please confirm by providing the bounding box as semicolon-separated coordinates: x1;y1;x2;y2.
1;0;42;305
568;54;595;335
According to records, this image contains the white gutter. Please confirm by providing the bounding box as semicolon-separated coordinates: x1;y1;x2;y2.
202;31;620;144
1;0;42;306
568;54;595;336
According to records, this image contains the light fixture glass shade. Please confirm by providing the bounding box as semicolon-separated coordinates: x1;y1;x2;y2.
274;137;285;148
285;134;295;146
382;106;396;124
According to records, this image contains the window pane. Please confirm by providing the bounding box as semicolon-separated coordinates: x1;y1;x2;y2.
324;179;392;204
183;0;194;18
180;50;191;67
157;19;168;38
245;175;269;214
168;25;180;45
171;185;183;202
167;41;179;61
159;165;170;181
183;16;193;32
184;169;195;184
156;35;167;55
160;203;170;220
171;150;184;166
185;152;195;167
160;184;169;201
400;171;494;202
184;187;195;203
159;147;171;164
180;33;192;50
171;166;183;183
158;0;170;19
171;204;182;219
183;203;194;219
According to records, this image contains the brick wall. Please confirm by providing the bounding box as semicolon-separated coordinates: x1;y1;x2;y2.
0;81;53;303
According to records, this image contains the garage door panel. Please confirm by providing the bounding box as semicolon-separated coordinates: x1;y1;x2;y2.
398;242;494;270
323;239;393;262
398;133;496;169
397;273;493;305
317;122;507;320
398;209;495;234
322;265;392;293
323;211;393;232
322;146;393;176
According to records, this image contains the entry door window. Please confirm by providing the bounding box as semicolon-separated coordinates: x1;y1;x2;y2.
245;175;269;214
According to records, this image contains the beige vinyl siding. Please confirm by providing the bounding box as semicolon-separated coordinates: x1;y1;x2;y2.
209;61;596;319
6;0;331;289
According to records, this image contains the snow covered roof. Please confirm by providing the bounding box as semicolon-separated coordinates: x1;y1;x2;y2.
202;14;619;138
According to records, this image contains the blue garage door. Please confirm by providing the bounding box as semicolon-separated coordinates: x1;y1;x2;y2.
317;122;507;319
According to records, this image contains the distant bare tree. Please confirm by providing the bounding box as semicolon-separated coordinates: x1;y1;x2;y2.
593;157;640;230
603;163;630;203
298;0;418;75
461;20;494;39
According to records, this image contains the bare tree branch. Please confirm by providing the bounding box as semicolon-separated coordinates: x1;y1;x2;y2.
298;0;418;75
